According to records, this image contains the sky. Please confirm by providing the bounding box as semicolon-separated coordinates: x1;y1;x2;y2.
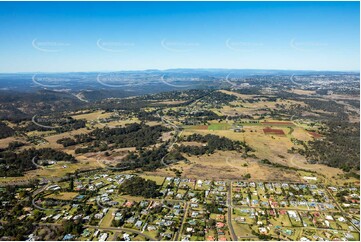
0;1;359;72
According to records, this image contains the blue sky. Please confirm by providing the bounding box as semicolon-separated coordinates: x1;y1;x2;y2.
0;1;359;72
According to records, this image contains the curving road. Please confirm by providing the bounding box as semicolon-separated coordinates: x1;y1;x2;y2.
158;113;182;166
86;225;156;241
38;223;156;241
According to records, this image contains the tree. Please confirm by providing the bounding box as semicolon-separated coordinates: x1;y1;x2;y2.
119;176;161;198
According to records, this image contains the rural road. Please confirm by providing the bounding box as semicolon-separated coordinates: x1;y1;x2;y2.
158;91;215;166
227;182;238;241
38;223;156;241
158;113;182;166
32;184;62;211
322;185;360;233
174;202;189;241
86;225;156;241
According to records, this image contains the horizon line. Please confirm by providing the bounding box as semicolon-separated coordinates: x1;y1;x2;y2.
0;68;359;75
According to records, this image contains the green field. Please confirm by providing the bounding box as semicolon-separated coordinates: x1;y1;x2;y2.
139;175;165;185
208;123;231;130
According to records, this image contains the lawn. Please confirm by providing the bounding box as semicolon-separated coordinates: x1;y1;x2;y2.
139;175;165;185
232;222;254;238
208;123;231;130
183;125;208;130
71;110;110;120
45;192;78;200
99;208;116;227
270;214;292;227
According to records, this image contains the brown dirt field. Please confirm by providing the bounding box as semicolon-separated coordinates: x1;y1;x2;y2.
161;131;173;142
219;90;258;99
214;106;258;117
287;154;344;182
263;127;286;136
71;110;111;120
292;128;313;141
308;131;322;139
325;93;359;101
145;151;301;182
95;148;136;166
179;126;345;182
215;91;306;118
41;128;91;149
93;119;140;129
156;100;188;105
0;136;18;148
192;125;208;130
146;121;163;126
289;89;316;95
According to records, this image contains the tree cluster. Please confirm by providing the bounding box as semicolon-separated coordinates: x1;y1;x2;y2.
0;148;77;177
119;176;161;198
178;133;250;156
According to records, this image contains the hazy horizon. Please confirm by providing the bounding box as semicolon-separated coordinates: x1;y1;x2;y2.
0;1;359;72
0;68;360;75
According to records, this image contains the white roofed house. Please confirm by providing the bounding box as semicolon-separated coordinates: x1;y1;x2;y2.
52;214;62;221
94;213;104;220
287;210;300;221
99;233;108;242
123;233;130;241
135;220;143;229
324;220;330;228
